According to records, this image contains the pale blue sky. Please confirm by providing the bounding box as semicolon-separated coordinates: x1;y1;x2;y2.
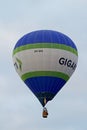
0;0;87;130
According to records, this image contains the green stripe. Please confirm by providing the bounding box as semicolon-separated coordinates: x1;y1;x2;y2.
13;43;78;56
21;71;70;82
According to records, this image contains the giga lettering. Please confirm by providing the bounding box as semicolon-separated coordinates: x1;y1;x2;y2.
59;57;77;70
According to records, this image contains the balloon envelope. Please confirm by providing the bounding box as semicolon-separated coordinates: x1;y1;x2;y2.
13;30;78;106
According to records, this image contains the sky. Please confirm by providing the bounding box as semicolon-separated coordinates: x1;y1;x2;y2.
0;0;87;130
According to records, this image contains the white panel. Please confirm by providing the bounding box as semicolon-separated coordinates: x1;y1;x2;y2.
13;48;78;77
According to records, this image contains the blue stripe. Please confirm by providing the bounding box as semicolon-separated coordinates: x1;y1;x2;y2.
14;30;77;50
24;76;66;96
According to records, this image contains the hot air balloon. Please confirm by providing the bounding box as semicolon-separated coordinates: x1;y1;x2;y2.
12;30;78;118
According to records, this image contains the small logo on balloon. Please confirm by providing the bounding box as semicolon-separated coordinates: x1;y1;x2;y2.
14;58;22;71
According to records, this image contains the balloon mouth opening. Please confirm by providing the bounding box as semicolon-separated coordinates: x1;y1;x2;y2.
35;92;55;107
